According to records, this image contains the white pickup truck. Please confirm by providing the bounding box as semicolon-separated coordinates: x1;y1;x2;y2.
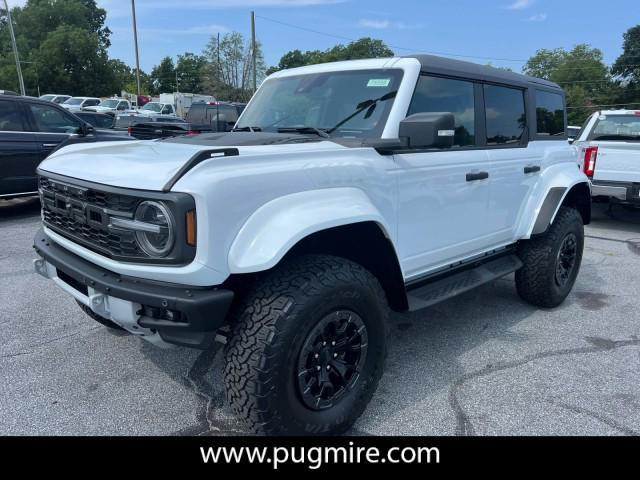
573;109;640;205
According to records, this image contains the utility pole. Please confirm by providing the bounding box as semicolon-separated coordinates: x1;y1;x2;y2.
175;68;179;93
251;11;257;93
217;32;221;85
131;0;142;102
3;0;25;95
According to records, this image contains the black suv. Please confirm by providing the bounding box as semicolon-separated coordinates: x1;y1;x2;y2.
0;93;130;199
185;101;246;133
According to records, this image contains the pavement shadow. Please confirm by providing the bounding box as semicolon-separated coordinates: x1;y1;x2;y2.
0;197;41;223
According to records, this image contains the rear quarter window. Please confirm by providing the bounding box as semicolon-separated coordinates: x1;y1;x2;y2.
535;90;565;137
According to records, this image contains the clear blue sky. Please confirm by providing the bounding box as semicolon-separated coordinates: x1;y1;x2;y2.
88;0;638;72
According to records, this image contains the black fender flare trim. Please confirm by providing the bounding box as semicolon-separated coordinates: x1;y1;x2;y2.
532;186;567;235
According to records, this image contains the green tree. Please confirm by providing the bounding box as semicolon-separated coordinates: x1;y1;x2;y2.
149;56;176;95
266;37;394;75
611;25;640;108
201;31;266;101
176;53;207;93
0;0;116;96
524;44;616;124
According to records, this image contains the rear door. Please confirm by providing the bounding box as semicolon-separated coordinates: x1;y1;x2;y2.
0;99;40;196
26;102;83;157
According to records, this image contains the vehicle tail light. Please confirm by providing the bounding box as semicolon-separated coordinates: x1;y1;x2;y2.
583;146;598;177
186;129;200;136
127;126;132;136
185;210;197;246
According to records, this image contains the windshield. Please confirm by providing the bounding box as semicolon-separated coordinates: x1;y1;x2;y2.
99;99;119;108
589;114;640;141
236;69;403;138
39;95;55;101
64;97;85;105
142;103;163;112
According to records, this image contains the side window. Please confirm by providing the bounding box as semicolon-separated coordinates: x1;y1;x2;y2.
535;90;565;136
408;75;475;147
483;85;526;145
0;100;25;131
88;99;101;107
29;104;81;133
117;101;127;110
162;105;174;114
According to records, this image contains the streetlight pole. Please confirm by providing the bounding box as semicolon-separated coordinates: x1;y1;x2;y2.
3;0;25;95
251;11;257;93
131;0;142;103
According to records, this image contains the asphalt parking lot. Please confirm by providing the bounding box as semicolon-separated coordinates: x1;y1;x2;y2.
1;198;639;436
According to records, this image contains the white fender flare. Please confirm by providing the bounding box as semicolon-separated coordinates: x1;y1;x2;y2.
228;188;391;273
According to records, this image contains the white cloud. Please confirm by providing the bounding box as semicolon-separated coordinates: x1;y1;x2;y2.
506;0;534;10
358;18;420;30
528;13;547;21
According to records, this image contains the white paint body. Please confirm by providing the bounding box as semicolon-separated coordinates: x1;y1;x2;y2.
574;110;640;184
39;57;586;287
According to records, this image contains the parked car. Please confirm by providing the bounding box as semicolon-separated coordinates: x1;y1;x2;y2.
32;55;590;435
133;101;177;118
74;111;117;129
38;94;71;105
186;101;245;133
114;113;185;130
60;96;101;112
83;98;131;115
0;93;132;198
573;109;640;205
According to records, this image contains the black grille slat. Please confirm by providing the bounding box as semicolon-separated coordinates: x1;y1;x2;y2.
39;177;144;258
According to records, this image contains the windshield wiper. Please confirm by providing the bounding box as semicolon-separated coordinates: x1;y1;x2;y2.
326;90;397;134
277;126;331;138
231;126;262;132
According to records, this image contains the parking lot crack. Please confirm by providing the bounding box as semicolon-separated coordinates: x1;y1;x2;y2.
449;336;640;436
544;399;639;435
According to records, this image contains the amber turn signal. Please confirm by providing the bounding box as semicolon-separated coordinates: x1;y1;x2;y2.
186;210;197;246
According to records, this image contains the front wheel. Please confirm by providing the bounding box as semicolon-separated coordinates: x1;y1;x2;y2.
223;254;389;435
516;206;584;308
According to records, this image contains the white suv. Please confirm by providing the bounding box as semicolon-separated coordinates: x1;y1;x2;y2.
33;55;591;435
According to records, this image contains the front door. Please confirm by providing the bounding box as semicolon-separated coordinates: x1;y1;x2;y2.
395;74;493;280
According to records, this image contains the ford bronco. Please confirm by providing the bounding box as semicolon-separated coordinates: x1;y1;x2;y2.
33;55;591;435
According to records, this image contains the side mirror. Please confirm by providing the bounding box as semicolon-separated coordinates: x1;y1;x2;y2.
79;123;95;136
399;112;455;149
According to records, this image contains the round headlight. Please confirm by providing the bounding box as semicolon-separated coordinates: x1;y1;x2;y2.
134;201;174;257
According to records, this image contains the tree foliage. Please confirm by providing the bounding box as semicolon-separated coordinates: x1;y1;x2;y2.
0;0;120;96
267;37;394;75
611;25;640;108
524;44;617;124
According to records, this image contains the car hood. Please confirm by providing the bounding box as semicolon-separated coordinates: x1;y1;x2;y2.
38;132;347;191
86;106;114;112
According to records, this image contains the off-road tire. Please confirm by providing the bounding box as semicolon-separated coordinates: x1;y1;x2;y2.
76;300;127;331
516;206;584;308
223;254;389;435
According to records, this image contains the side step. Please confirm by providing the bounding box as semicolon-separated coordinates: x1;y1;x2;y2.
406;254;522;311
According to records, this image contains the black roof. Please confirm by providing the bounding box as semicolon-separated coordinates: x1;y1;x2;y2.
405;54;561;91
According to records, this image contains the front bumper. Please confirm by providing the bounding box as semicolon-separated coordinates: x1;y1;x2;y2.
591;180;640;203
33;228;234;348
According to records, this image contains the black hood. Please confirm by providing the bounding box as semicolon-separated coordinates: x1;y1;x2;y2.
161;131;325;147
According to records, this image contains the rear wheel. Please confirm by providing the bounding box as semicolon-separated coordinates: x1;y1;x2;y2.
223;254;388;435
516;206;584;308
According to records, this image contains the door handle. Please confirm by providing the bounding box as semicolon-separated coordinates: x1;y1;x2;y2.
524;165;541;174
466;171;489;182
42;143;58;149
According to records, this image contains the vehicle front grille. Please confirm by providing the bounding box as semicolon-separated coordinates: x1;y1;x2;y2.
39;176;144;259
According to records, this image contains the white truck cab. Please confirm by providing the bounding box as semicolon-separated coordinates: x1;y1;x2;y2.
573;109;640;205
33;55;590;435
